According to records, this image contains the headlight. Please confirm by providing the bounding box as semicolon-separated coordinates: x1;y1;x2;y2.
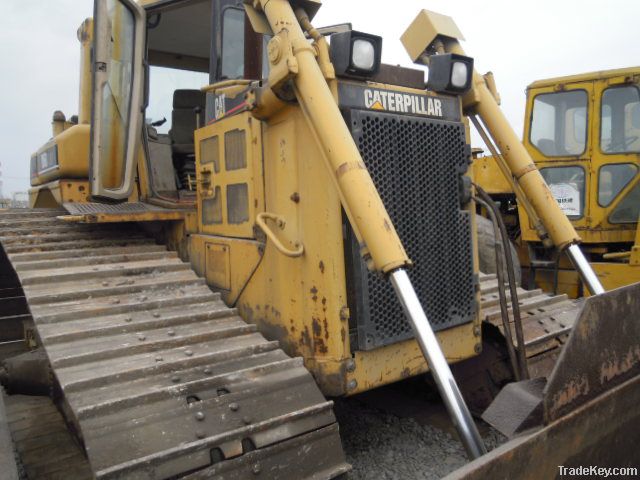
352;39;376;70
450;61;469;89
427;53;474;95
330;30;383;78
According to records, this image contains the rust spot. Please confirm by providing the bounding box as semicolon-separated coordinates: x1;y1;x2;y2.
341;327;346;343
312;317;322;337
335;160;366;179
301;327;311;347
383;219;392;232
310;286;318;302
318;260;325;274
401;368;411;379
290;192;300;203
323;318;329;340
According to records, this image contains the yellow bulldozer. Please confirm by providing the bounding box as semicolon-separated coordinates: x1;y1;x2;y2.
473;67;640;297
1;1;639;479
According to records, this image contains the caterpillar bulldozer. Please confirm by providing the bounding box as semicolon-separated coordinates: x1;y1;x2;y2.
472;67;640;298
1;1;639;478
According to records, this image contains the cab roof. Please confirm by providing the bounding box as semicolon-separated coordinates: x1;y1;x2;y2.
528;66;640;90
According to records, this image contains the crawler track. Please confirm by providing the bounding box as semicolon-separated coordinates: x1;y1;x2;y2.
0;209;348;479
478;272;580;377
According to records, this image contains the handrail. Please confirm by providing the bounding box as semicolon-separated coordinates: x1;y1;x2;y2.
256;212;304;258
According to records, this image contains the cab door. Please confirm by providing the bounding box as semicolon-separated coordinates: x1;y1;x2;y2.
90;0;146;201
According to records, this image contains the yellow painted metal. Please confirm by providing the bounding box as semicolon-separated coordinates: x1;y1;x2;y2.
471;155;514;195
57;210;186;224
194;112;265;239
28;180;90;208
349;321;478;395
401;9;465;62
189;234;263;306
254;0;410;274
31;125;90;187
77;18;93;125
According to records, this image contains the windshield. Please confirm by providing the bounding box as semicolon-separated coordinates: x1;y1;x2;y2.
530;90;588;157
600;86;640;154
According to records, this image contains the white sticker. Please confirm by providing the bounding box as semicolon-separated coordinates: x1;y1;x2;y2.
549;183;581;216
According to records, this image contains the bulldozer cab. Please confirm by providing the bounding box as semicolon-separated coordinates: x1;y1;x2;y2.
521;69;640;246
90;0;269;204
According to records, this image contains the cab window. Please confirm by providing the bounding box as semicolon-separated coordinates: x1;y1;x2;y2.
540;166;586;219
220;8;245;79
598;163;638;207
530;91;588;157
609;182;640;224
600;86;640;154
147;67;210;134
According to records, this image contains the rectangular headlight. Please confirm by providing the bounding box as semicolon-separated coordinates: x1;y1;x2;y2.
330;30;383;78
427;53;474;95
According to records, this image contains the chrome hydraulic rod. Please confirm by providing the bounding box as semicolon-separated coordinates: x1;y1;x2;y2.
566;245;606;295
389;269;487;459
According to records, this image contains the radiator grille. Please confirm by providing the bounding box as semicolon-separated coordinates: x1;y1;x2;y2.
346;110;477;350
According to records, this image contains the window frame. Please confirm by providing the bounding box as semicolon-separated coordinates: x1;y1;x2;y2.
598;84;640;155
529;89;590;158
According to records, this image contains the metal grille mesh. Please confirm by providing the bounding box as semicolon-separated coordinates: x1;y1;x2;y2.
347;110;476;350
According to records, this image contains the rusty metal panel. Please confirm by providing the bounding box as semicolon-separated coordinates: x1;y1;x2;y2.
543;282;640;422
445;376;640;480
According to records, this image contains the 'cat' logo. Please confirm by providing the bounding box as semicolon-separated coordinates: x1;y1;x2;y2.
363;89;443;117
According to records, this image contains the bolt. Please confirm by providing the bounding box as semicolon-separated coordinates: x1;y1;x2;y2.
229;403;239;412
252;463;261;475
138;334;146;341
346;359;356;373
153;312;161;318
155;356;163;362
243;416;252;425
290;192;300;203
124;317;132;323
196;430;206;439
139;295;148;302
102;281;109;287
171;376;181;383
195;411;205;421
168;329;176;337
112;299;121;305
347;379;358;391
203;367;212;375
473;326;481;337
185;349;193;357
474;343;482;354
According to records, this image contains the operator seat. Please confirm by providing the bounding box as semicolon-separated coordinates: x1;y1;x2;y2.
170;89;206;190
170;89;206;156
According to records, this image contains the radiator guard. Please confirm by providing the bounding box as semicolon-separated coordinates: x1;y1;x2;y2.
345;110;477;351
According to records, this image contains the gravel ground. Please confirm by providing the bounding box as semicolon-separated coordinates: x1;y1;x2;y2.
335;379;506;480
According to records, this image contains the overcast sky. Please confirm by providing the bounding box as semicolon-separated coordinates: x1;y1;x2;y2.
0;0;638;197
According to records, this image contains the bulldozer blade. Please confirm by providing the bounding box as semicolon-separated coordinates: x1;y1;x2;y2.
461;283;640;473
445;375;640;479
543;282;640;423
482;282;640;437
